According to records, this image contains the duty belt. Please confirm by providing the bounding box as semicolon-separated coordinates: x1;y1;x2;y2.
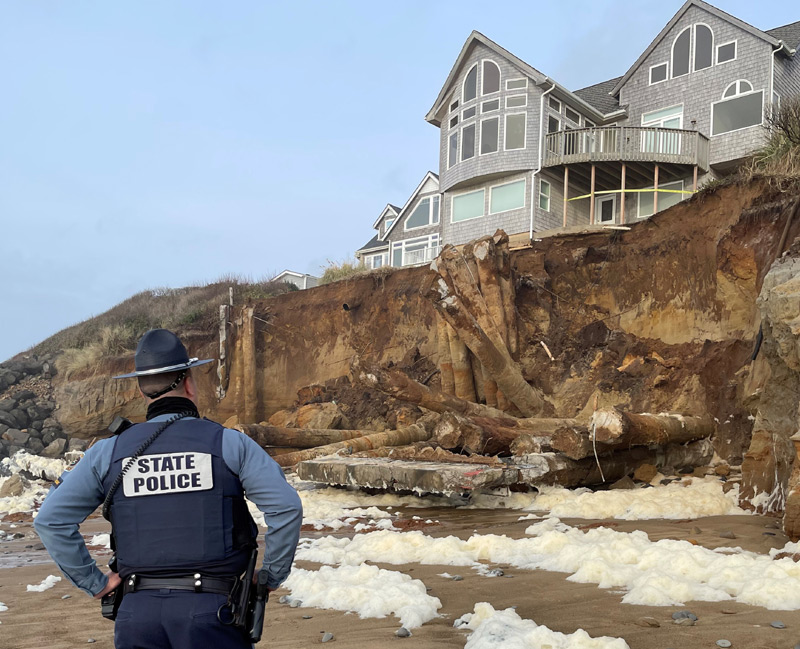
123;573;236;596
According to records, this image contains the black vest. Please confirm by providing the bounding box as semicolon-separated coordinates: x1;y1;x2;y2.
102;418;257;578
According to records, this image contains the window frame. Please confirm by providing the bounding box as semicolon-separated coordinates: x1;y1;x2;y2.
671;26;691;79
505;95;527;109
481;99;500;113
504;112;527;151
448;131;458;169
451;188;486;224
693;23;714;72
391;234;441;267
462;106;477;121
548;96;562;113
649;62;669;85
539;179;551;212
481;59;501;96
489;178;526;215
637;179;685;218
404;195;441;232
463;64;478;104
506;78;527;91
564;105;581;124
710;84;764;137
479;116;500;156
461;123;477;161
716;40;737;65
547;115;561;134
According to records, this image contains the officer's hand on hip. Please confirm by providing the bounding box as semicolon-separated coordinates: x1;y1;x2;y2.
93;571;122;600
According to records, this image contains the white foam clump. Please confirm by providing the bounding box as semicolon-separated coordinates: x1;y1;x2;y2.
0;452;71;515
26;575;61;592
0;602;7;612
457;602;629;649
525;478;746;520
298;518;800;610
5;451;68;481
283;564;441;629
89;533;111;548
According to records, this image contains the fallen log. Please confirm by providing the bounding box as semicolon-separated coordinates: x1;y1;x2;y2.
591;408;716;446
234;423;372;449
472;416;579;433
509;434;554;455
274;421;434;468
421;271;546;416
354;358;508;418
550;426;595;460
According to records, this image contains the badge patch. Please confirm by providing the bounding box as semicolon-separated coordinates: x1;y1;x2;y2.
122;452;213;497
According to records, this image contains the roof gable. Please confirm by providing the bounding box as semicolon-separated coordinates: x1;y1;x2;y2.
611;0;781;95
425;31;547;126
372;204;400;230
382;171;439;240
767;21;800;50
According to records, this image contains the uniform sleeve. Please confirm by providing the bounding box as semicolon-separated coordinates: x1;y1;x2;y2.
33;439;115;597
222;429;302;590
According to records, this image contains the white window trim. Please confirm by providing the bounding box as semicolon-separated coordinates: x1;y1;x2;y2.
461;122;477;161
539;179;551;212
392;234;440;267
716;39;737;65
710;88;764;137
404;196;440;232
596;194;617;224
462;106;478;121
504;112;527;151
448;131;458;169
585;119;596;128
481;59;501;96
671;26;691;79
564;106;581;124
365;252;388;269
481;99;500;113
641;103;684;127
506;78;527;91
450;98;459;113
478;116;500;157
548;115;561;133
489;178;527;215
649;62;669;85
722;79;752;97
693;23;714;72
548;96;562;113
449;115;459;129
463;63;478;104
506;94;528;109
637;180;684;218
450;188;485;224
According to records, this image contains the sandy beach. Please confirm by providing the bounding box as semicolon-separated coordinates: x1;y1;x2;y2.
3;482;800;649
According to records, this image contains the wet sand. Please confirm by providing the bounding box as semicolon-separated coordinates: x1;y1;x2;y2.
2;507;799;649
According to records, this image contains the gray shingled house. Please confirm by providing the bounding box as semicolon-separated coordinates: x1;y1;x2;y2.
357;0;799;262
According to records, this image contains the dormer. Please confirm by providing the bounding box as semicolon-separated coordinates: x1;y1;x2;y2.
374;204;401;240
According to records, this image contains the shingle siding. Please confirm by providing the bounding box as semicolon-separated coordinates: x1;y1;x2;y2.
619;4;772;168
774;55;800;102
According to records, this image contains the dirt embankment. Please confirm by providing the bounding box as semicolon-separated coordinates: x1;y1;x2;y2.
45;180;799;465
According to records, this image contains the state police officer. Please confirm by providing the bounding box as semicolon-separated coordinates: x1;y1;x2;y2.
35;329;303;648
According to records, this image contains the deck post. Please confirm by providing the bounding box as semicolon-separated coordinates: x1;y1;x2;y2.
563;166;569;228
589;164;596;225
653;164;660;215
620;163;627;225
693;165;698;192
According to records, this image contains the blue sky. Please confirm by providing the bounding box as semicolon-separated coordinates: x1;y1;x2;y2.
1;1;797;362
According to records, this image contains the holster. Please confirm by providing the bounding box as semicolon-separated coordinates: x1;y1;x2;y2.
101;552;123;621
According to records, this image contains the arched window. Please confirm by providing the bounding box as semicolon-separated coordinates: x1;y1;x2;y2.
672;27;691;78
723;80;752;98
694;24;713;71
713;79;763;135
463;65;478;103
482;60;500;95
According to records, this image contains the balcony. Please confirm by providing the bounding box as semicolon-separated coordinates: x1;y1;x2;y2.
402;245;441;267
544;126;709;172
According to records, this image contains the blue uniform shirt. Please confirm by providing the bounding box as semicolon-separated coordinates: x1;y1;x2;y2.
34;415;303;596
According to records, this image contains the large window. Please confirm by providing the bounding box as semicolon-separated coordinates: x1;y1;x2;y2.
672;27;691;78
641;105;683;154
482;60;500;95
694;24;713;71
366;252;388;269
405;196;440;230
462;124;476;161
452;189;485;222
480;118;499;155
638;180;685;218
448;132;458;169
392;234;440;267
490;179;525;214
712;81;763;136
463;65;478;103
505;113;526;150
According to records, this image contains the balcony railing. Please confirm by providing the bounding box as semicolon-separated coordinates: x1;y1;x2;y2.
543;126;709;170
403;245;441;267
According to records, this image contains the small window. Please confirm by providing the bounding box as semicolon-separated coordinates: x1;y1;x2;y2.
448;132;458;169
462;106;477;120
539;180;551;212
672;27;690;78
450;99;459;112
723;80;752;98
384;218;395;233
547;115;560;133
506;95;527;108
694;24;713;71
450;115;459;128
505;113;526;150
482;99;500;113
717;41;736;64
650;62;668;84
585;119;596;128
462;123;476;160
482;60;500;95
564;106;580;124
463;65;478;102
548;96;561;112
480;117;499;155
506;78;527;90
490;179;525;214
452;189;485;222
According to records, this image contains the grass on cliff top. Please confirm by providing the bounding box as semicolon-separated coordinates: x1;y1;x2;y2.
38;276;295;376
318;258;397;286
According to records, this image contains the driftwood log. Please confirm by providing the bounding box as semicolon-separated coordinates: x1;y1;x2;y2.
234;423;371;449
591;408;716;446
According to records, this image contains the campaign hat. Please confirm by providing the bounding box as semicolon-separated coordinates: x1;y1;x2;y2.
113;329;213;379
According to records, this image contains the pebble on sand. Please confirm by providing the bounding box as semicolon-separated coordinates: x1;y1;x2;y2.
635;616;660;627
321;631;335;642
716;641;732;648
770;621;786;629
395;627;411;637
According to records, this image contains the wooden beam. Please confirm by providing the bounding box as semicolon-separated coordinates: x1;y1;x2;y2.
563;166;569;227
589;164;596;225
693;165;698;192
653;164;660;214
620;163;627;224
